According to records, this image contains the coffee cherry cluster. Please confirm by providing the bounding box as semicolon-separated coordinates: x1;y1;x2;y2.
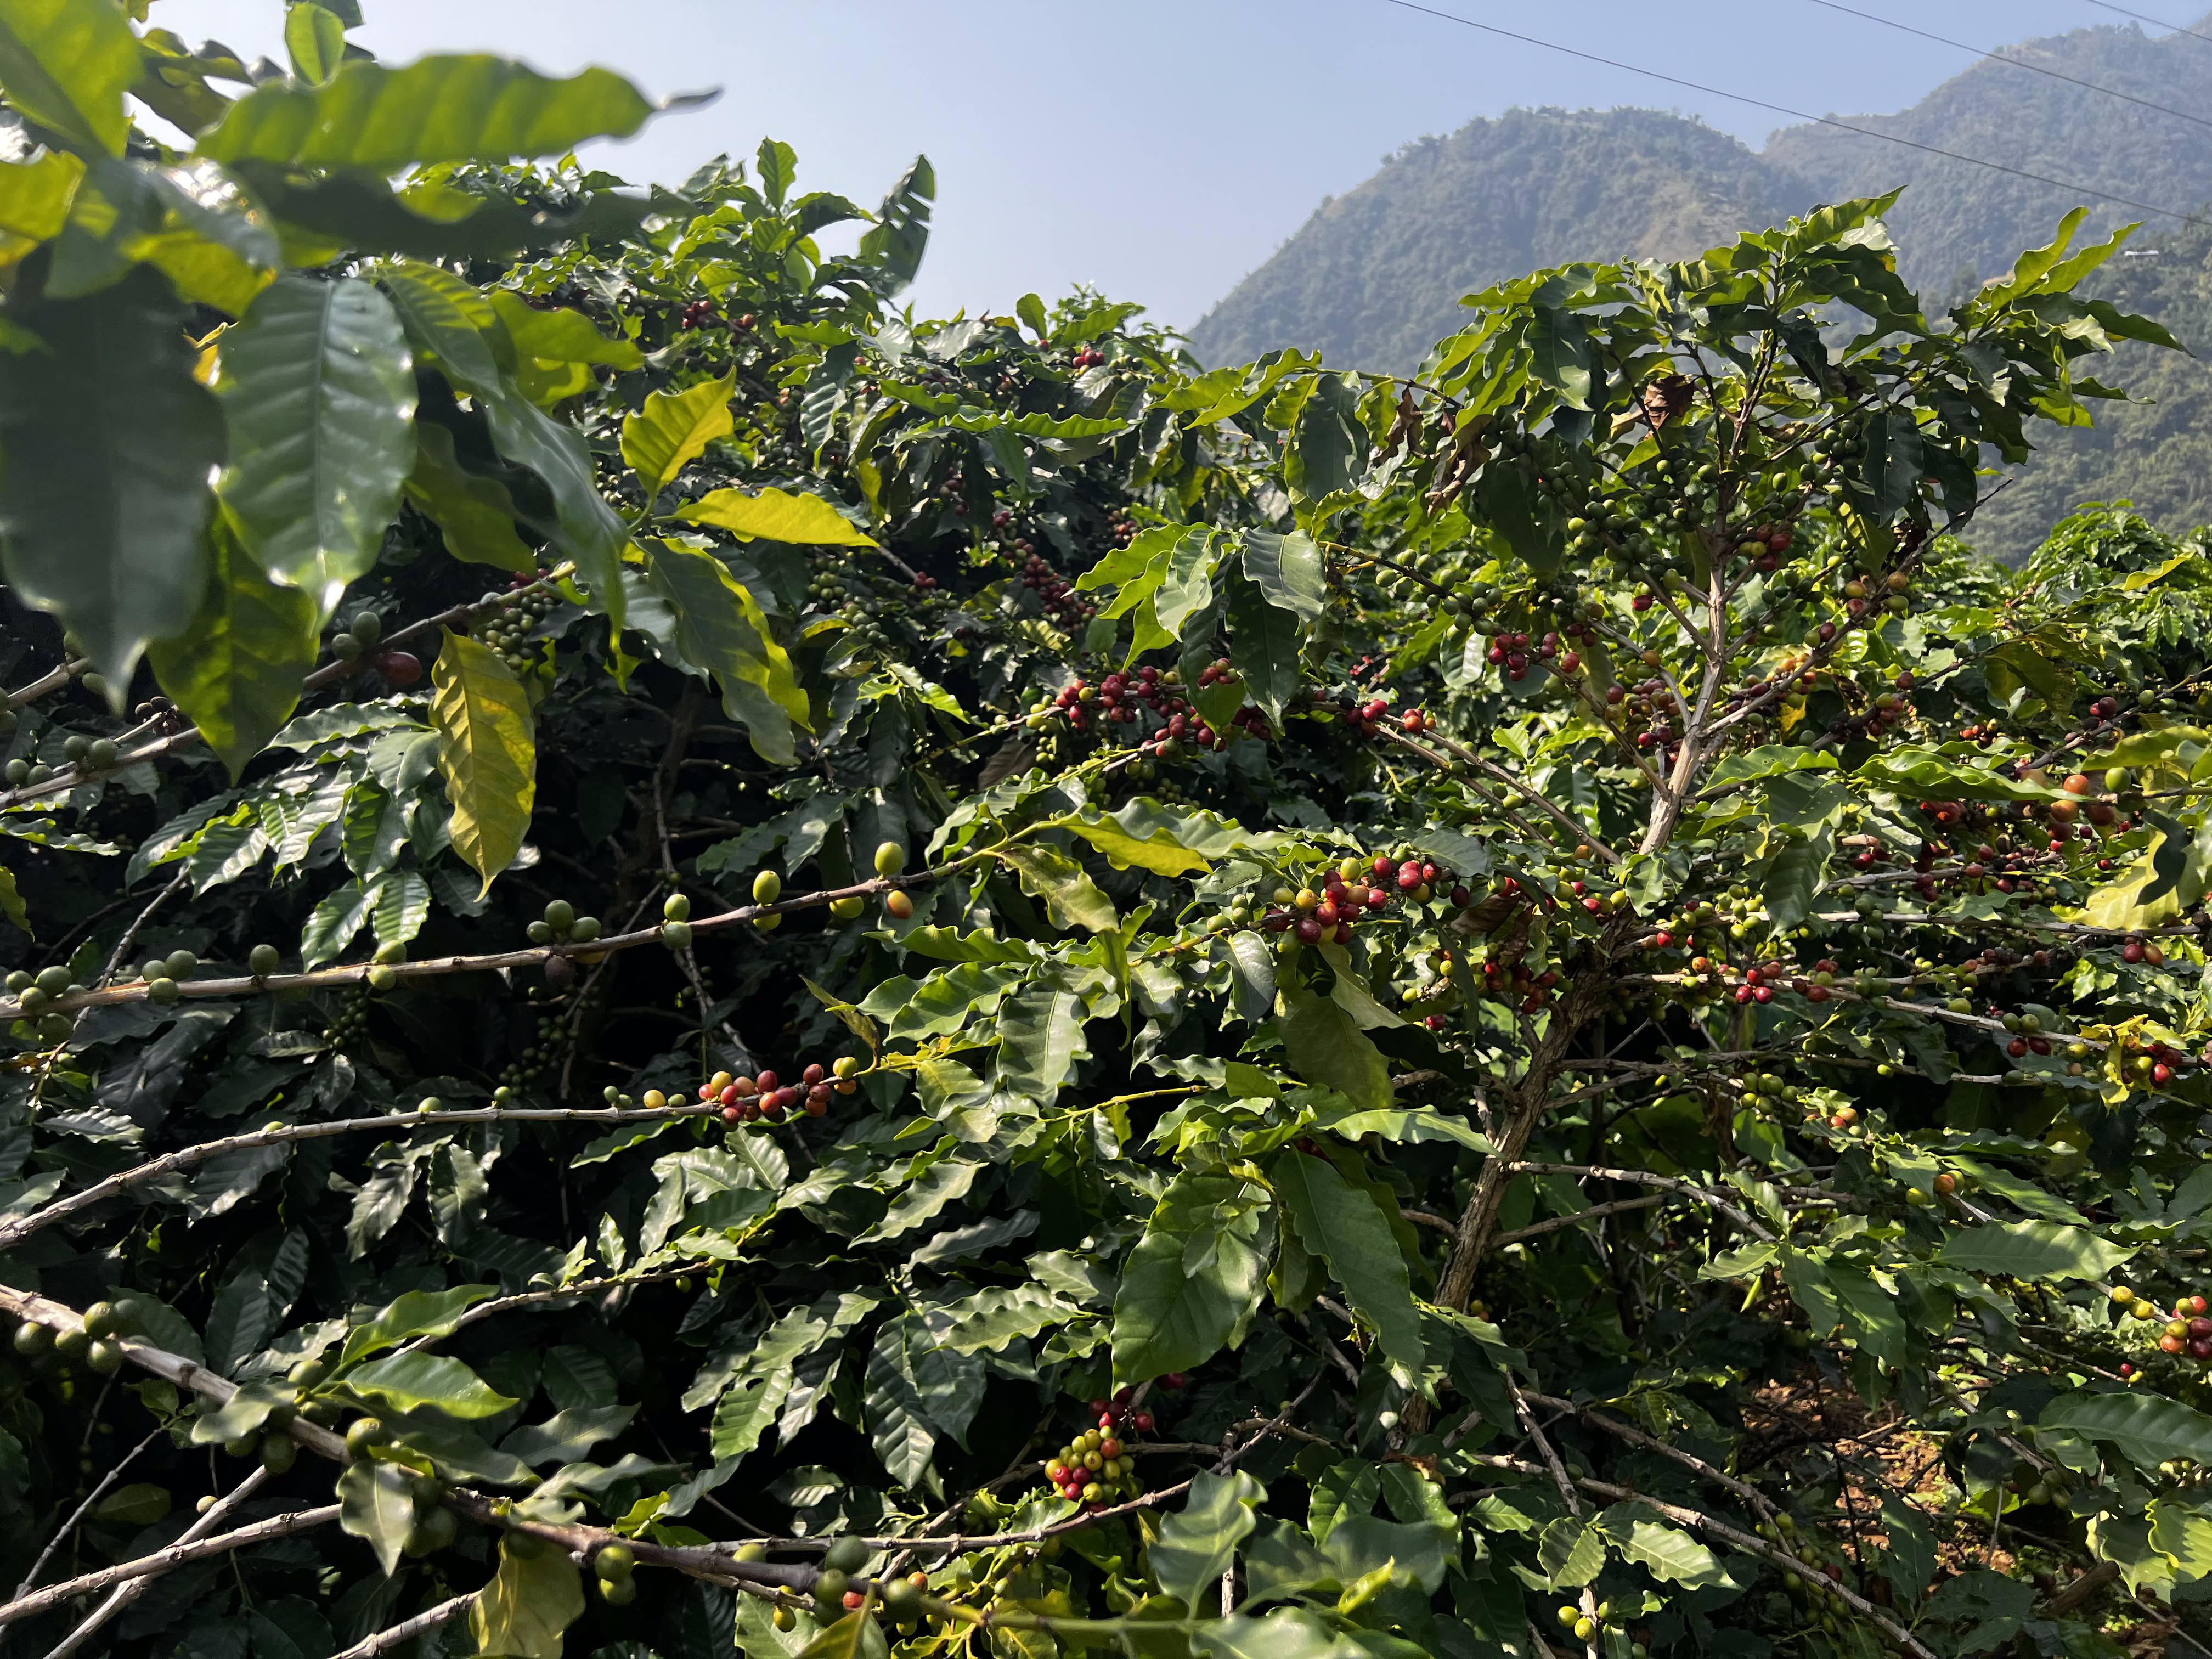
327;610;420;686
471;582;557;675
1034;666;1256;755
677;299;719;330
1041;1389;1155;1509
696;1056;861;1126
1013;546;1092;627
1262;853;1448;946
1484;629;1579;685
490;1011;565;1098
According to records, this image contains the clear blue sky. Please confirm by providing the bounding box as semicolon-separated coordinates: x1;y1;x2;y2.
151;0;2183;329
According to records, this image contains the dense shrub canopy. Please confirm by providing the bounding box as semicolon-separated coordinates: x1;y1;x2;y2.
4;9;2212;1659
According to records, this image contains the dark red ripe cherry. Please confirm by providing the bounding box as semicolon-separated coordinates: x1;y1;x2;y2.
1133;1411;1154;1433
802;1064;825;1085
375;650;422;686
756;1070;780;1092
1162;1373;1188;1391
1295;917;1322;944
721;1106;741;1125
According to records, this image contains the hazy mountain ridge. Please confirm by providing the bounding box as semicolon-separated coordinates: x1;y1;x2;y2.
1188;15;2212;558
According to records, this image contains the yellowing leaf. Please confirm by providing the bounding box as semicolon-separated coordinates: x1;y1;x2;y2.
644;539;811;765
0;148;81;240
430;628;535;895
678;485;876;546
469;1534;584;1658
1053;809;1209;876
623;371;733;502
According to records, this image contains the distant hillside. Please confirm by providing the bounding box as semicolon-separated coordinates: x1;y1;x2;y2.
1185;108;1813;375
1188;15;2212;559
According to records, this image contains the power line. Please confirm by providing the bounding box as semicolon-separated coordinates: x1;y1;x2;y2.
1807;0;2212;134
1374;0;2211;229
2077;1;2212;47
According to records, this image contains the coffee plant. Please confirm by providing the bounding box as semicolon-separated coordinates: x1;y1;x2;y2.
0;5;2209;1658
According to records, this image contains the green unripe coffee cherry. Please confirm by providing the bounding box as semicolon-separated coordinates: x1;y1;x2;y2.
261;1433;298;1474
663;894;691;922
752;870;782;905
814;1567;850;1607
82;1301;123;1339
772;1607;795;1633
733;1543;768;1564
351;612;383;646
595;1543;637;1580
11;1322;50;1357
371;942;404;966
165;950;198;979
150;977;182;1003
366;966;397;992
883;1577;922;1616
416;1096;444;1114
87;739;117;769
16;986;47;1012
287;1357;328;1388
61;735;89;762
406;1506;455;1556
823;1537;869;1574
223;1432;258;1459
35;966;68;996
139;960;168;985
345;1417;388;1458
249;944;281;977
543;899;575;932
330;634;364;662
832;1055;859;1080
86;1339;122;1375
874;842;906;877
568;916;601;943
2;760;26;787
661;921;693;950
597;1573;637;1605
526;921;554;945
80;672;108;698
830;895;865;920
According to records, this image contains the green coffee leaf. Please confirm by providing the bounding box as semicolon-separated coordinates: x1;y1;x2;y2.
0;0;141;157
1152;1469;1266;1610
0;264;219;688
337;1458;417;1577
1937;1220;2135;1281
148;521;318;778
1272;1150;1424;1380
198;55;661;170
215;274;416;616
343;1352;515;1419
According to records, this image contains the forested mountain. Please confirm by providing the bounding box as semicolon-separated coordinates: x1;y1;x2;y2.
1189;13;2212;558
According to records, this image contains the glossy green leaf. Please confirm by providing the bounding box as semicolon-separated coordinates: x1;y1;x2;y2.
469;1534;585;1658
863;1311;983;1487
1240;529;1324;620
1227;571;1303;725
677;485;877;546
0;0;140;157
430;628;536;896
197;55;659;171
623;371;735;502
1937;1220;2135;1282
797;1611;891;1659
995;984;1086;1105
2040;1389;2212;1473
1110;1202;1267;1386
1055;807;1211;876
402;420;535;572
1279;982;1391;1113
0;262;219;689
1189;1609;1363;1659
1152;1469;1266;1611
368;867;428;947
1272;1150;1424;1379
381;259;625;625
644;538;811;765
995;843;1116;933
1539;1515;1607;1588
1599;1503;1730;1587
343;1351;515;1419
282;2;345;84
148;521;318;778
216;273;416;615
337;1458;417;1577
